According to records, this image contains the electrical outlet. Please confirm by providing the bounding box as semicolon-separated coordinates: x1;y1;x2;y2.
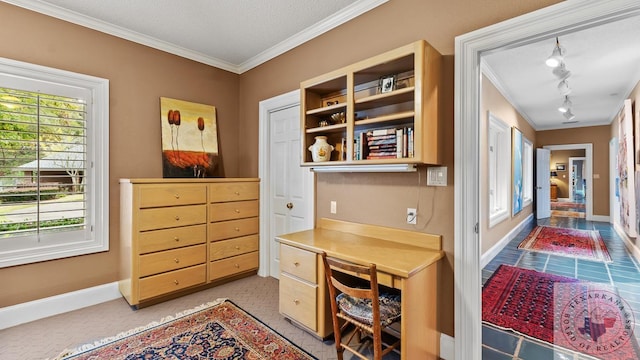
330;201;337;214
407;208;417;224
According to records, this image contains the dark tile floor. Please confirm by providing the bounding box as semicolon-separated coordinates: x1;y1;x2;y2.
482;214;640;359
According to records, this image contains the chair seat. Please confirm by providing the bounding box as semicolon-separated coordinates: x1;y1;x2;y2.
337;293;401;327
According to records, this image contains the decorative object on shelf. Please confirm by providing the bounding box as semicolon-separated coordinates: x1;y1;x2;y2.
308;136;334;162
330;112;345;124
160;97;219;178
378;75;396;93
556;163;566;171
326;100;339;106
318;119;330;127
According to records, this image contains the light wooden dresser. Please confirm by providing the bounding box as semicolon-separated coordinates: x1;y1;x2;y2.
119;178;259;307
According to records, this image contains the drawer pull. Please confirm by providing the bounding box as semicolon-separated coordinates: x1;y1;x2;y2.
235;209;240;213
234;263;240;268
174;236;180;242
175;216;180;221
235;227;240;231
234;191;240;195
235;246;240;250
294;261;300;267
174;258;180;263
293;299;300;305
174;280;179;285
174;194;180;199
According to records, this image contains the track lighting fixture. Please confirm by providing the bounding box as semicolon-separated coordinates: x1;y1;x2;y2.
545;37;564;68
557;79;571;96
558;96;572;113
563;109;575;121
552;62;571;80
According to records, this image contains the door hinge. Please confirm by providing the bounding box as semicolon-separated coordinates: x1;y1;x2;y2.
474;222;479;234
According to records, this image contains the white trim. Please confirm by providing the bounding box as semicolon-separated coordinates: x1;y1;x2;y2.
543;144;593;220
613;222;640;264
4;0;388;74
592;215;610;222
481;214;533;268
0;282;120;330
258;89;314;278
440;333;455;360
455;1;640;359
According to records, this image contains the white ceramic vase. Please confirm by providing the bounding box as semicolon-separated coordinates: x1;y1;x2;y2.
308;136;334;162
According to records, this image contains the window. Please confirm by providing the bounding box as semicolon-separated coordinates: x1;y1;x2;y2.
522;138;533;206
488;112;510;227
0;57;109;268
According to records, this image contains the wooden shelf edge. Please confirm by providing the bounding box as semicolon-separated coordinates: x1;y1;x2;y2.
306;123;347;134
355;86;414;104
354;111;415;126
306;103;346;115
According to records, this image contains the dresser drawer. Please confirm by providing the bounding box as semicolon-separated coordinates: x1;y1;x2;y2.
139;264;206;301
279;273;317;331
280;244;317;283
139;204;207;231
209;251;259;281
138;184;207;208
137;224;206;254
210;235;259;261
139;244;206;277
209;217;259;241
210;182;259;203
209;200;259;222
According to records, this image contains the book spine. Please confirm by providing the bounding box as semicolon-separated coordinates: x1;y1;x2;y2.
396;128;403;158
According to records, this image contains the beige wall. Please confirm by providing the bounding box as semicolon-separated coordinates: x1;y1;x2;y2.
537;126;611;216
480;76;536;254
0;3;240;307
550;150;585;198
0;0;564;339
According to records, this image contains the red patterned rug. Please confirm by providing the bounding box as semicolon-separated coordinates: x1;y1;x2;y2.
551;201;586;210
518;226;612;262
55;299;316;360
483;265;639;359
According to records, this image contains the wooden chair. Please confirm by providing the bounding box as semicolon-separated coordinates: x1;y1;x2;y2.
321;252;401;360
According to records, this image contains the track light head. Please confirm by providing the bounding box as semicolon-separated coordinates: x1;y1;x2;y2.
563;109;575;121
552;62;572;80
545;38;565;68
558;96;572;113
558;79;571;96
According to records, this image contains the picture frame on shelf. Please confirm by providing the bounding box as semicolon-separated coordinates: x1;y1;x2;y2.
378;75;396;93
556;163;566;171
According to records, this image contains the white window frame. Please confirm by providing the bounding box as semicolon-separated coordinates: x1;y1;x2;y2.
488;112;510;227
522;137;533;206
0;57;109;268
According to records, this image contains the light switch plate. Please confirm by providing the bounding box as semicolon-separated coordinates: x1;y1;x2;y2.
427;166;447;186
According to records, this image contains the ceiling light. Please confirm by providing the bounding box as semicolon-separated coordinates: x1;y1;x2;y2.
545;37;564;68
557;79;571;95
558;96;572;113
552;62;572;80
563;109;575;121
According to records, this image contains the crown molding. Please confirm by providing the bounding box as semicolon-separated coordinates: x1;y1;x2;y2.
3;0;388;74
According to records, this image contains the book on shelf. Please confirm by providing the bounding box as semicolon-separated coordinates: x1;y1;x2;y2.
356;127;414;160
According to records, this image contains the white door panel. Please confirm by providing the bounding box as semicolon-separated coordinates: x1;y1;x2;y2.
536;148;551;219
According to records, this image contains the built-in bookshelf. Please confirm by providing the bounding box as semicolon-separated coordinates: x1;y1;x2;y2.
300;40;442;167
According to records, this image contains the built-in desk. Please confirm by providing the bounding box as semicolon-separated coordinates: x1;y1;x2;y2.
276;218;444;360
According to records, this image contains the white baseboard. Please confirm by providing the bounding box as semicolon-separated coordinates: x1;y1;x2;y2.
481;214;533;268
440;333;454;360
0;281;121;330
590;215;610;222
613;222;640;264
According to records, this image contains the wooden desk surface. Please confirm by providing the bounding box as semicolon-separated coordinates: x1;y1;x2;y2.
276;227;443;278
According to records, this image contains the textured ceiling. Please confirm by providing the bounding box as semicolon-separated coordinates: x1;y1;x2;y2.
4;0;386;73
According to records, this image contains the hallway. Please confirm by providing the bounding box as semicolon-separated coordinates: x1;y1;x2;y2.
482;217;640;359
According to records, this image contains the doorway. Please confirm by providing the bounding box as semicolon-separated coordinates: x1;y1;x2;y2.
454;1;640;360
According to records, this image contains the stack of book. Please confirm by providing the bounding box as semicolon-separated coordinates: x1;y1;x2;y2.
354;127;414;160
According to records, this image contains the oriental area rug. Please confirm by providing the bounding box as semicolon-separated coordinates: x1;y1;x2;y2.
483;265;639;360
518;225;612;263
551;202;586;218
54;299;317;360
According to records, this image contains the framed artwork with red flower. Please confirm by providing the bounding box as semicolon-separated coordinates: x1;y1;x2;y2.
160;97;219;178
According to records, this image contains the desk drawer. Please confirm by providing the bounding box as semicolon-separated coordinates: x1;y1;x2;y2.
137;225;206;254
279;273;317;331
209;251;259;281
210;182;259;202
209;217;259;241
209;200;259;222
139;184;207;208
210;235;259;261
139;264;206;301
139;244;206;277
280;244;316;283
139;205;207;231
